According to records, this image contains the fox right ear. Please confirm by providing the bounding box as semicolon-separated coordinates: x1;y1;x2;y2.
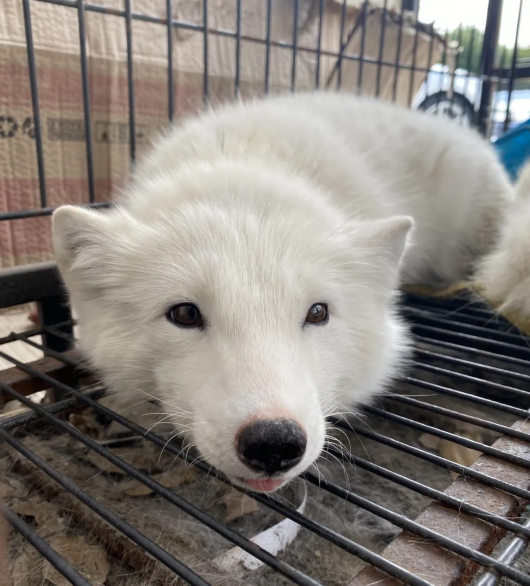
52;205;137;299
52;205;112;275
344;215;414;298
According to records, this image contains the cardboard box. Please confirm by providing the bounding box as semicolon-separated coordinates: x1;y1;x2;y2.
0;0;442;268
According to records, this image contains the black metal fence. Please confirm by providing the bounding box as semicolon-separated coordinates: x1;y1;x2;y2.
1;1;530;585
0;0;528;224
2;271;530;585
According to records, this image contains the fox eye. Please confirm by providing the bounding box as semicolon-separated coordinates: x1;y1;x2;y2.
166;303;204;329
304;303;329;325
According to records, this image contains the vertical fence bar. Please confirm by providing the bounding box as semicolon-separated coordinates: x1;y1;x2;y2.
407;20;420;105
375;0;388;97
498;44;509;120
418;22;435;106
391;0;406;102
437;29;449;116
504;0;523;133
501;44;509;69
336;0;348;89
124;0;136;162
264;0;272;94
441;29;448;66
167;0;175;122
463;26;477;116
478;0;503;136
315;0;325;88
291;0;300;92
356;0;368;94
22;0;47;209
235;0;242;98
38;296;73;401
203;0;209;106
425;22;435;75
77;0;95;204
449;24;463;119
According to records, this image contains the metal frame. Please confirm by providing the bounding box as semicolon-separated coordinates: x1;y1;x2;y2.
2;1;530;584
2;0;527;224
2;282;530;585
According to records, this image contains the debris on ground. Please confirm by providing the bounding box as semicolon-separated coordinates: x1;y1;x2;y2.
419;431;484;478
42;535;110;586
220;487;259;522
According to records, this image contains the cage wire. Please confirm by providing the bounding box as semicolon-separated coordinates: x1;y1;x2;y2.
1;1;530;585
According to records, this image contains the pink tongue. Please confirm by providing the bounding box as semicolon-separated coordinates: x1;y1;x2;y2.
244;478;284;492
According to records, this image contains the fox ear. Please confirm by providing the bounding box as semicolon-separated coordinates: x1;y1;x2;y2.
53;205;130;296
53;206;111;274
361;215;414;267
349;215;414;291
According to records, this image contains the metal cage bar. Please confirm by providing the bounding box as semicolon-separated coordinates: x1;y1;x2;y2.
2;1;530;584
1;427;212;586
21;0;47;209
167;0;175;122
264;0;273;93
76;0;96;204
478;0;503;135
235;0;242;97
1;0;462;223
375;0;389;97
391;0;406;102
203;0;209;105
503;0;524;132
2;289;530;584
291;0;301;92
0;347;434;586
3;508;92;586
124;0;136;163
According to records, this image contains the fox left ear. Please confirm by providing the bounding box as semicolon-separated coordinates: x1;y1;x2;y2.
362;215;413;266
349;215;414;291
52;205;136;297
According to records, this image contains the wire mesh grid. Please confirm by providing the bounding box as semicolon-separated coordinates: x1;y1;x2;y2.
1;287;530;585
0;0;526;224
1;0;530;584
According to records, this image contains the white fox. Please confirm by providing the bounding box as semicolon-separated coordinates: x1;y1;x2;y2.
53;92;518;492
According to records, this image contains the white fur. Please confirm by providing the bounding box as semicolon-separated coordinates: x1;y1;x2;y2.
475;160;530;317
52;92;514;491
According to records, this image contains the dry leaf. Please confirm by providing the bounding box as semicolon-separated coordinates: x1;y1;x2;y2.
8;478;29;498
69;410;104;437
14;497;65;536
220;487;259;522
10;548;42;586
122;466;198;497
11;553;31;585
0;481;14;499
84;451;126;475
14;498;41;517
42;535;110;586
419;433;440;451
2;400;25;413
122;483;154;497
419;432;483;478
1;512;11;583
438;435;483;479
84;443;174;475
101;419;130;438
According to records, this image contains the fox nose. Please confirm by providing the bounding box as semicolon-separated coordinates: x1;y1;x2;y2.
237;419;307;475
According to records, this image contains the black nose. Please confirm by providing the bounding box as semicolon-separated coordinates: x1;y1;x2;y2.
237;419;307;475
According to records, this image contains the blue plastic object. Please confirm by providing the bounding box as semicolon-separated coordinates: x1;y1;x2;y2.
493;117;530;181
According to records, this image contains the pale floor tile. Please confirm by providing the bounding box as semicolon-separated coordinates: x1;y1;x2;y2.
0;310;43;371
